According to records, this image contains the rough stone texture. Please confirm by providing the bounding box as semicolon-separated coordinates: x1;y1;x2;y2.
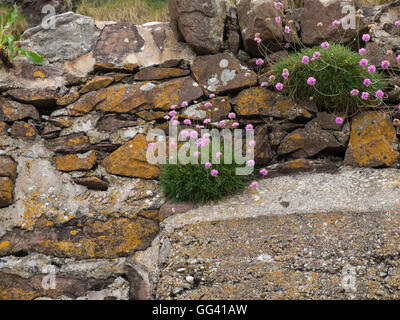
80;76;114;94
103;134;161;179
168;0;227;55
10;122;38;140
20;12;100;63
182;97;231;122
54;151;97;172
345;112;399;167
94;22;195;70
0;97;39;122
300;0;368;46
237;0;284;56
133;67;190;81
234;87;314;122
155;167;400;299
278;122;345;158
364;42;399;68
45;133;91;154
73;177;109;191
159;201;198;222
7;89;58;108
191;53;257;95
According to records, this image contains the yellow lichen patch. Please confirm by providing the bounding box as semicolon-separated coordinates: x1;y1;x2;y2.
345;112;399;167
56;90;80;107
33;70;46;79
0;240;10;250
0;177;13;207
80;76;114;94
234;87;271;116
54;151;97;172
103;134;161;179
282;159;309;169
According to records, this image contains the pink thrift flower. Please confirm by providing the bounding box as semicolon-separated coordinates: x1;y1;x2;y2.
210;169;219;177
312;51;321;59
361;92;369;100
375;90;384;99
256;58;264;66
260;82;268;87
249;140;256;147
216;152;223;158
363;78;371;87
183;119;191;125
164;115;170;120
170;104;177;110
259;168;268;176
269;75;276;82
209;93;216;98
254;37;262;43
172;119;180;126
169;110;177;117
203;119;211;124
245;124;254;131
170;141;176;147
332;20;340;26
275;16;281;23
302;56;310;64
228;112;236;119
244;72;250;78
181;130;190;139
350;89;359;96
335;117;344;125
359;48;366;55
282;71;289;79
275;82;284;91
205;162;212;169
250;181;259;189
221;99;226;102
148;142;155;149
284;43;290;49
190;131;198;139
194;151;201;157
362;34;370;42
204;102;212;108
284;26;290;34
232;122;240;127
307;77;316;86
274;1;283;10
321;42;329;50
247;160;255;167
368;65;376;73
395;21;400;27
359;58;368;67
397;55;400;62
381;60;390;69
181;101;188;108
219;121;225;126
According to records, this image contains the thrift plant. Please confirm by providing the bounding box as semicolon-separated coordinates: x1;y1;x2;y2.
160;138;249;204
271;43;386;115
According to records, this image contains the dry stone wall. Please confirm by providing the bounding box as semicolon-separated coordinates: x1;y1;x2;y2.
0;0;399;299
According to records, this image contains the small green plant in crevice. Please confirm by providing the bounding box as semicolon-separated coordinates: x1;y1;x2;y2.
160;138;250;204
271;43;387;116
0;4;44;67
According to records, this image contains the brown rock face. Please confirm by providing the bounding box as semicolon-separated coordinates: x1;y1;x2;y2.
134;67;190;81
80;76;114;94
191;53;257;95
0;215;159;259
46;133;91;154
278;122;345;158
344;112;399;167
300;0;368;46
96;116;137;132
6;89;58;108
0;122;8;135
73;177;109;191
0;177;13;208
0;156;18;181
169;0;226;54
0;97;40;122
10;121;38;140
54;151;97;172
234;87;314;122
103;134;161;179
182;97;231;122
237;0;284;56
0;272;116;300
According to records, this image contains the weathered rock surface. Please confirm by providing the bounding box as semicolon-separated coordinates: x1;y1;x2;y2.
169;0;227;54
237;0;284;56
344;112;399;167
191;53;257;95
0;97;39;122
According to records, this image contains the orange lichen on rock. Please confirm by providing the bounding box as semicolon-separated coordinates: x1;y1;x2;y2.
54;151;97;172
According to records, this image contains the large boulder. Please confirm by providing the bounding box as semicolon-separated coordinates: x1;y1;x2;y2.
237;0;284;56
300;0;368;46
344;112;399;167
0;156;17;208
168;0;227;54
